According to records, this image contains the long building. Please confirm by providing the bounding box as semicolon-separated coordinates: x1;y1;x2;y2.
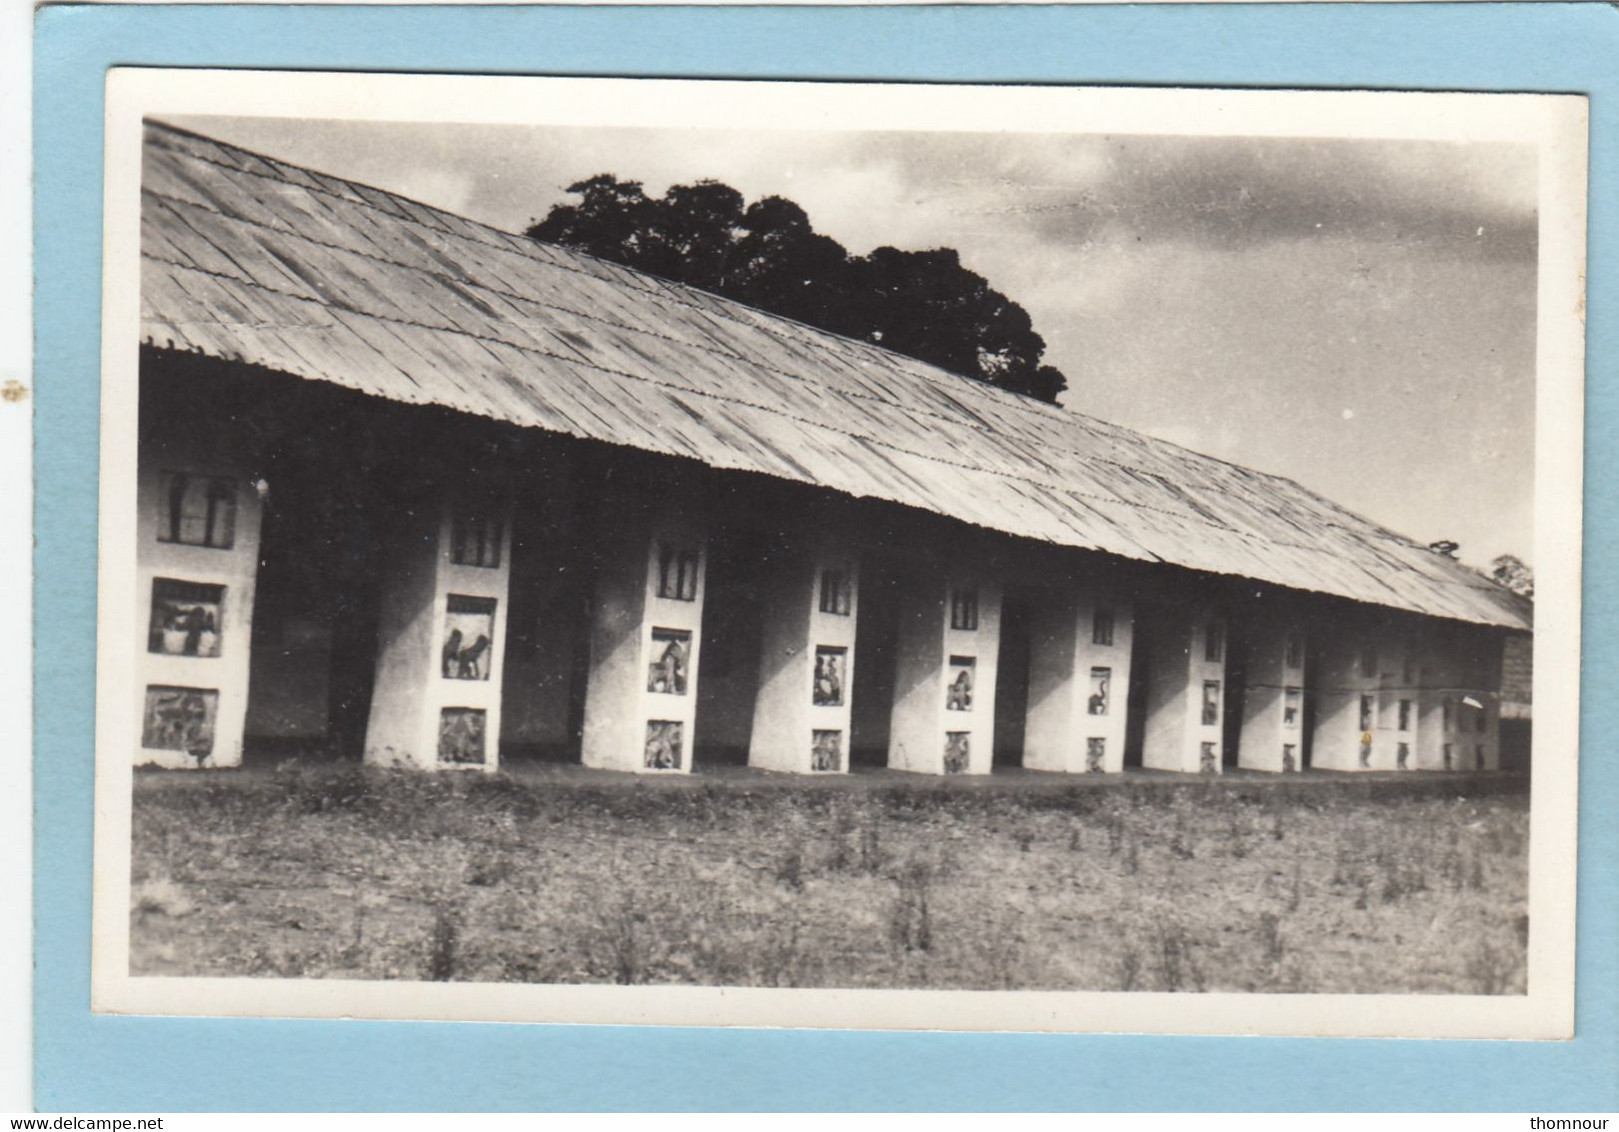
132;121;1532;776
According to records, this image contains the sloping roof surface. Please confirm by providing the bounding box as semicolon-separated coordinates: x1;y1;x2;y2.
138;121;1531;629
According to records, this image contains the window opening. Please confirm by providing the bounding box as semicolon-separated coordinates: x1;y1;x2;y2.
1092;607;1115;646
818;567;851;615
158;472;237;549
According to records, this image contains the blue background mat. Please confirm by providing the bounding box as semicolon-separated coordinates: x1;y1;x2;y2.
33;2;1619;1111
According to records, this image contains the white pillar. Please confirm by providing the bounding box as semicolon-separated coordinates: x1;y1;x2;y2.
580;506;707;773
1416;643;1460;771
364;493;512;771
1370;637;1418;771
135;460;265;768
888;573;1002;775
1238;624;1308;772
1143;608;1227;773
748;537;859;773
1310;631;1411;772
1312;635;1368;770
1023;587;1134;773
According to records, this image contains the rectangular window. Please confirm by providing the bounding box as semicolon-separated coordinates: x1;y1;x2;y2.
943;732;971;775
1200;742;1218;773
443;595;497;681
1359;694;1375;733
1397;699;1413;732
1204;621;1224;663
811;729;843;773
950;588;979;631
813;646;847;707
1359;646;1378;679
450;511;503;569
645;720;684;770
1201;680;1221;726
1284;634;1303;670
648;628;692;695
1092;607;1115;647
142;685;218;763
1282;743;1297;772
947;655;976;711
1088;667;1111;716
438;707;487;765
1086;737;1105;772
158;472;236;549
657;545;700;601
1283;686;1301;727
817;567;851;615
148;579;224;658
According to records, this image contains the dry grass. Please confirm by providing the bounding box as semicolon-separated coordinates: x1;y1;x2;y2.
129;766;1530;993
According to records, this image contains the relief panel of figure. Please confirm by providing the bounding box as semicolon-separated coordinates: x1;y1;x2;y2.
648;628;692;695
946;655;975;712
813;646;846;707
645;720;684;770
812;729;843;772
142;686;218;765
148;579;224;658
438;707;487;764
442;596;496;681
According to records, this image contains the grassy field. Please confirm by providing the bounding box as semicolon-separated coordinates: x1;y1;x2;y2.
130;765;1530;994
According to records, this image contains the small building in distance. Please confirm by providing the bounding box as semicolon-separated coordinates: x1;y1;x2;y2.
131;122;1532;776
1499;632;1534;772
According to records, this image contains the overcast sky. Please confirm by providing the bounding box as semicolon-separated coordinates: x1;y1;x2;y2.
169;115;1539;568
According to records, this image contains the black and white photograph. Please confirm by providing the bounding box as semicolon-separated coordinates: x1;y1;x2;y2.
91;71;1586;1038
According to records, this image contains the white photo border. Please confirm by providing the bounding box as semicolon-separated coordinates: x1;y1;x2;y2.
93;68;1588;1039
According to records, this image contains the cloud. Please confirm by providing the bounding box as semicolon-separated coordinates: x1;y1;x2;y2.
847;130;1538;263
1122;135;1534;259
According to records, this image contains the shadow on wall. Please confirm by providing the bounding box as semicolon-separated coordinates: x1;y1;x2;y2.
691;526;770;768
1499;718;1532;775
993;588;1032;768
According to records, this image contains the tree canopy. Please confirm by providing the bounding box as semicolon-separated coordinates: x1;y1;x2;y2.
526;175;1069;404
1489;554;1534;599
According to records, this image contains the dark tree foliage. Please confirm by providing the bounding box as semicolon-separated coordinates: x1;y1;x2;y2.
526;175;1069;404
1489;554;1534;599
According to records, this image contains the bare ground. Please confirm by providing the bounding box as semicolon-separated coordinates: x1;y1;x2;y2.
129;764;1530;993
